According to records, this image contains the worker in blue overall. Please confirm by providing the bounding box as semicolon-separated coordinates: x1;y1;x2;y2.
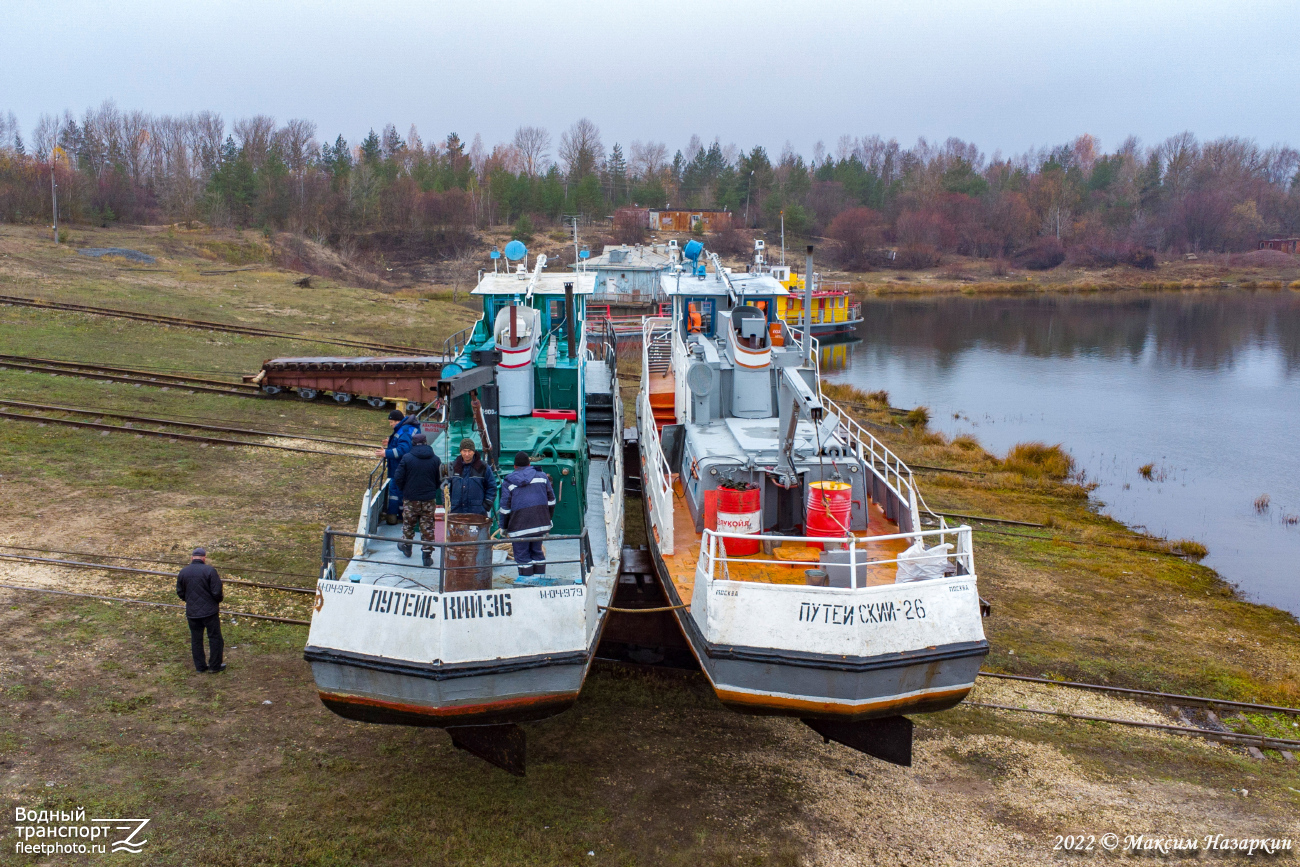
499;451;556;584
375;409;420;524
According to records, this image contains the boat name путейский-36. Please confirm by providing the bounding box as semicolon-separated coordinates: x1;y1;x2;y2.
303;242;624;775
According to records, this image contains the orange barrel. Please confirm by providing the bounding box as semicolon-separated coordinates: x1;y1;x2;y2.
716;482;762;556
768;322;784;347
806;481;853;549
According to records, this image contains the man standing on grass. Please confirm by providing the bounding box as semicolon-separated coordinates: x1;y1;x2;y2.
176;547;225;674
499;452;556;584
394;431;442;568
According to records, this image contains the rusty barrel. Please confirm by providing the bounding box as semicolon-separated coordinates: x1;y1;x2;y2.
444;514;493;591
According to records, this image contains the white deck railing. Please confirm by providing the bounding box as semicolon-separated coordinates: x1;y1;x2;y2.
640;316;677;554
697;526;974;591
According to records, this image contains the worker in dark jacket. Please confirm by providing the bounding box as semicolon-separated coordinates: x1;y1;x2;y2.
176;547;225;673
375;409;421;524
444;438;497;516
499;452;556;582
394;432;443;567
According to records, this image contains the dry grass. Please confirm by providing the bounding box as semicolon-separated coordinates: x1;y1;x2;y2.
1002;442;1075;481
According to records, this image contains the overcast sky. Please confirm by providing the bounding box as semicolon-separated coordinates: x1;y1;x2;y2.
3;0;1298;159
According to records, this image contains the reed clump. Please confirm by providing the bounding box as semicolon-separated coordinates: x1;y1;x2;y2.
1170;539;1209;560
903;406;930;427
1003;441;1074;480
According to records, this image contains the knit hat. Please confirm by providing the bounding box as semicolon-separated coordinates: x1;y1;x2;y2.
459;438;476;452
412;432;427;444
388;409;405;421
514;451;530;467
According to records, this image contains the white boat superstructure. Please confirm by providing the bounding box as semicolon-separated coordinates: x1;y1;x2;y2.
305;253;624;775
637;245;987;766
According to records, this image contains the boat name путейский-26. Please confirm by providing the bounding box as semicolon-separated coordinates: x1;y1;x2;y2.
638;240;987;766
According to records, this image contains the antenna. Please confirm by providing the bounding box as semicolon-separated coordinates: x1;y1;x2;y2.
709;252;737;306
524;254;548;303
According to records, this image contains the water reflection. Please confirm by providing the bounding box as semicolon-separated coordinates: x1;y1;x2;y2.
816;339;857;372
855;291;1300;372
827;290;1300;616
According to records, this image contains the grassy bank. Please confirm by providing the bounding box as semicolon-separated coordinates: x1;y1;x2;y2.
821;382;1300;707
1;226;1298;865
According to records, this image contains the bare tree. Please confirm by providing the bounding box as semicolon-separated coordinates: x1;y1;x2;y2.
275;118;317;212
629;140;668;180
233;115;276;168
0;112;17;153
32;113;63;160
684;134;703;162
468;133;487;179
193;111;225;172
512;126;550;176
559;118;603;179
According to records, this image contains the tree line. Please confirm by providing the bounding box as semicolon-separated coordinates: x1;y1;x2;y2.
1;103;1298;267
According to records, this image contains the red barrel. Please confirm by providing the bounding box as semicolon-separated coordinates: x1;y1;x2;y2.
716;482;762;556
806;481;852;549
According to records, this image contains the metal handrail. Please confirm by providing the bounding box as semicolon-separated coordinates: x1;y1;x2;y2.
697;526;973;590
441;324;474;362
321;526;592;593
639;316;676;555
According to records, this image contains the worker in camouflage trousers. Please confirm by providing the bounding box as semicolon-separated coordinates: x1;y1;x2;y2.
499;451;556;583
394;432;442;567
375;409;421;524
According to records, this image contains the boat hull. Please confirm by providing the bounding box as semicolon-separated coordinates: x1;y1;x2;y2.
639;477;987;722
807;318;862;337
306;645;592;728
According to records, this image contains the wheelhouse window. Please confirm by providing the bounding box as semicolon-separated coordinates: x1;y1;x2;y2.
683;297;716;337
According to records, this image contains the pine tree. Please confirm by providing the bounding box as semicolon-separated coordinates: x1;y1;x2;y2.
606;143;627;207
360;129;382;165
13;133;25;156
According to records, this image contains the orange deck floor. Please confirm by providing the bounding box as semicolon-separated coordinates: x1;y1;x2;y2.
658;479;908;605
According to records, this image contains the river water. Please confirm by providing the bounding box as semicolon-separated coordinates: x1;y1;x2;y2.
821;290;1300;617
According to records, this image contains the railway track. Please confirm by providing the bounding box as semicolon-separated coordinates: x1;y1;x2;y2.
977;671;1300;718
0;551;315;595
0;353;262;397
0;293;435;355
965;701;1300;752
0;583;310;626
0;542;311;579
0;401;370;457
0;399;373;448
0;557;1295;753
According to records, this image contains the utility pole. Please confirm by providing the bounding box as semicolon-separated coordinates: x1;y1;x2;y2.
780;210;786;266
744;170;754;227
50;149;59;244
804;245;815;363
